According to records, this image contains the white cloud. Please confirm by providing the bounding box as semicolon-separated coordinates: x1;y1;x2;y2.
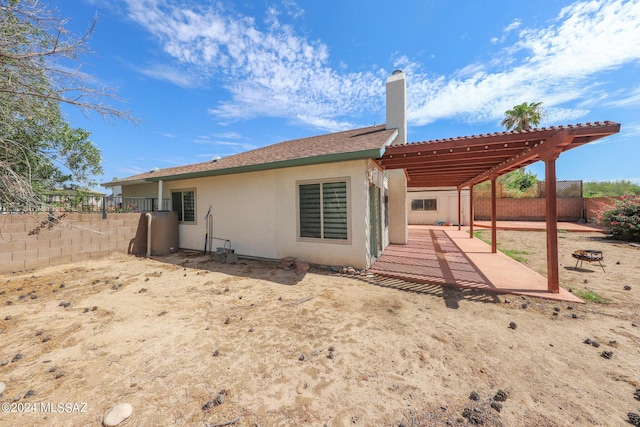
408;0;640;126
504;19;522;33
123;0;640;131
605;86;640;107
123;0;384;132
136;64;202;88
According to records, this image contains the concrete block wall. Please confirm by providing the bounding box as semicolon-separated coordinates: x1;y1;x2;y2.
473;198;584;221
583;196;623;222
0;213;142;274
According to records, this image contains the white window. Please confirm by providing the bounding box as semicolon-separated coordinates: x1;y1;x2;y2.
411;198;437;211
171;189;196;223
298;180;349;241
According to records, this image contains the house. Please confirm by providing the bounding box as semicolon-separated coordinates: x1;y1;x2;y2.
102;71;411;269
103;69;620;293
407;187;470;226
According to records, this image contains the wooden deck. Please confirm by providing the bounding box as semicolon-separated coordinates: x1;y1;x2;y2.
369;225;583;303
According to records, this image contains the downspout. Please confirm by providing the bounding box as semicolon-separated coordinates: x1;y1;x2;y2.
146;213;153;258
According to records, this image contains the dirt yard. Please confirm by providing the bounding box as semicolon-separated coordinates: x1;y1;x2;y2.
0;229;639;426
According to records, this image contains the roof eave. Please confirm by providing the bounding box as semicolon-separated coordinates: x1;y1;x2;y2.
102;137;395;187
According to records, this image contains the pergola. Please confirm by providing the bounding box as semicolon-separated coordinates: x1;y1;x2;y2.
378;121;621;293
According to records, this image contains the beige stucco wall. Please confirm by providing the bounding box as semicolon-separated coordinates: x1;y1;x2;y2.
407;189;470;225
121;159;386;269
387;169;408;244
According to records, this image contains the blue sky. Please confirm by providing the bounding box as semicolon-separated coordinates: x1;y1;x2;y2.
57;0;640;188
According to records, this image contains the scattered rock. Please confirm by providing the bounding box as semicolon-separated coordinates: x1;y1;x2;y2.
469;391;480;401
624;285;631;290
508;321;517;330
328;346;335;352
327;352;334;359
215;390;225;405
583;279;588;284
212;350;220;357
158;311;167;316
0;381;5;395
295;261;310;274
628;412;640;427
493;389;509;402
298;354;306;361
144;278;149;282
248;328;254;333
92;306;98;311
5;315;12;320
600;350;613;359
567;305;574;310
520;303;527;309
583;338;592;345
553;307;560;312
6;301;13;305
41;335;51;343
83;308;89;313
30;294;38;299
0;360;8;366
55;372;64;379
616;261;621;265
59;301;71;308
138;288;147;293
11;353;22;363
59;284;65;289
202;390;226;410
552;312;558;317
23;389;35;399
224;317;230;325
490;401;502;412
591;339;600;348
634;387;640;400
571;314;578;319
103;403;133;426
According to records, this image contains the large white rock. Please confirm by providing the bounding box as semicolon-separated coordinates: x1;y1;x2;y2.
103;403;132;426
0;381;5;395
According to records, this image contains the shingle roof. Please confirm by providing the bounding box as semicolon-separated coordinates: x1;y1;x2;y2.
104;124;397;186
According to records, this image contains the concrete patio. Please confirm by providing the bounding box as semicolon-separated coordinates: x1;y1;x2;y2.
369;225;583;303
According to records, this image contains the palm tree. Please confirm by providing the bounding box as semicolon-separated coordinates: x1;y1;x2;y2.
501;102;545;131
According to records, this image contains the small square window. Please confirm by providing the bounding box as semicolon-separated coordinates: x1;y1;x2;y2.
171;189;196;223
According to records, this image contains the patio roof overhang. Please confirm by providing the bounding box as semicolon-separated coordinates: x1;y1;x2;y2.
377;121;621;188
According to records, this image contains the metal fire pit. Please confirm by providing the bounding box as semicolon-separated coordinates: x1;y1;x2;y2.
572;249;605;272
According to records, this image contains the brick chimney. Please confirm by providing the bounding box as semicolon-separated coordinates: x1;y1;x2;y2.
386;70;407;145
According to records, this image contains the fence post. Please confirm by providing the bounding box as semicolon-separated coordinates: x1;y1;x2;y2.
48;194;54;223
102;196;107;219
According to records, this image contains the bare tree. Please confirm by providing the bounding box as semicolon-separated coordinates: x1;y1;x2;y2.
1;0;135;212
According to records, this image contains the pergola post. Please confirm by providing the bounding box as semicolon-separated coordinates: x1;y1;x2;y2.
457;188;461;231
490;177;497;254
545;157;560;293
469;185;474;238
